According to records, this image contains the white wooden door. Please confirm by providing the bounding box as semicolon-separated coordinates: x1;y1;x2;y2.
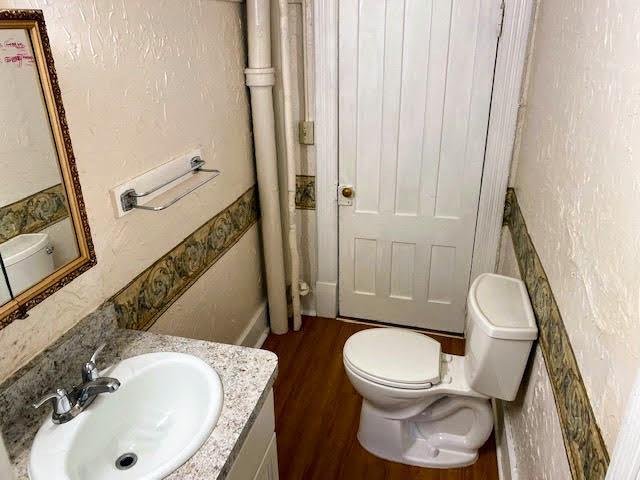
338;0;501;332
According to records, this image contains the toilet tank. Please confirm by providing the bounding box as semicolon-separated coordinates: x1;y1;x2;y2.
0;233;55;296
464;273;537;401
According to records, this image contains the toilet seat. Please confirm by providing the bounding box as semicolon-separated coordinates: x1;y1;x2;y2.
344;357;436;391
343;328;441;390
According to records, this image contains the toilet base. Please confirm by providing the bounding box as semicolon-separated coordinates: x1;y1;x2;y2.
356;397;492;469
358;432;478;469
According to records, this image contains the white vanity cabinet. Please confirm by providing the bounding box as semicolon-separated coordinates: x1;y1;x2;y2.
0;435;15;480
227;389;279;480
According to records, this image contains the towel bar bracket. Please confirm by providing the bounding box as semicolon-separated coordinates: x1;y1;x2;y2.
120;188;138;212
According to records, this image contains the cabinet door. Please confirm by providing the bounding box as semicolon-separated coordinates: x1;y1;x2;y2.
227;391;278;480
254;434;279;480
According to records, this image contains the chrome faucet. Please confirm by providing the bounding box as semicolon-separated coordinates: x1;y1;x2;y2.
33;344;121;424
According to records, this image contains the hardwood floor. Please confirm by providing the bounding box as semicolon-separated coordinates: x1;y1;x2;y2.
262;316;499;480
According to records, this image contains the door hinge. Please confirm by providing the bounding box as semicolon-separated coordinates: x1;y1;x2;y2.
497;1;505;39
299;121;315;145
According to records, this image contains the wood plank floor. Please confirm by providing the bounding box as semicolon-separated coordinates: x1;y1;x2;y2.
262;316;499;480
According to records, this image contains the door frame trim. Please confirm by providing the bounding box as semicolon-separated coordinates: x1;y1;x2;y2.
313;0;536;319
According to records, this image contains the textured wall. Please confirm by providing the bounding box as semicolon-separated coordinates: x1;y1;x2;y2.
512;0;640;451
0;0;264;382
498;228;572;479
150;225;265;345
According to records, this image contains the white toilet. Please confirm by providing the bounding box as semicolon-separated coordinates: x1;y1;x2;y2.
343;273;537;469
0;233;55;297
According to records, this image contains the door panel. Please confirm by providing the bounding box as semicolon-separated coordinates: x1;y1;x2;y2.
338;0;500;332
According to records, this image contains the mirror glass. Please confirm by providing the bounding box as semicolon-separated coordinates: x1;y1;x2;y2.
0;256;11;305
0;28;80;304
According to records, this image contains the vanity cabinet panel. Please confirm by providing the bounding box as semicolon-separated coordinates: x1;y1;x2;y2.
254;434;278;480
228;389;279;480
0;435;14;480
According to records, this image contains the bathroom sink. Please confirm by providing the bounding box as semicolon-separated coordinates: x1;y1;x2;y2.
29;352;223;480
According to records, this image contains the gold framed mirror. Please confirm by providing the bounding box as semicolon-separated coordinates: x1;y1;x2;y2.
0;10;96;327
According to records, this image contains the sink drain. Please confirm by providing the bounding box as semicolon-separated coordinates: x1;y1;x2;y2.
115;452;138;470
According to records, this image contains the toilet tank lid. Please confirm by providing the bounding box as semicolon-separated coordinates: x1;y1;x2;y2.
468;273;538;341
0;233;50;266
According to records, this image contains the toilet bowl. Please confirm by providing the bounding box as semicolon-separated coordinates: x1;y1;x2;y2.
343;273;537;469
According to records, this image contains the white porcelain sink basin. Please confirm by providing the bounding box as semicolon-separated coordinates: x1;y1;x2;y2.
29;352;223;480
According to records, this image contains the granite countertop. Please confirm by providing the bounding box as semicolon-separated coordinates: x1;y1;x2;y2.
0;305;278;480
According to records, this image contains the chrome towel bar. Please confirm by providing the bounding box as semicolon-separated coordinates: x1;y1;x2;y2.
120;156;221;212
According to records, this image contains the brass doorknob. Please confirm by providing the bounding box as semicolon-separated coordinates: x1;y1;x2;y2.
342;187;354;198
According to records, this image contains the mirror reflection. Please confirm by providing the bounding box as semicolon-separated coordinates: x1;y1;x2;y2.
0;256;11;305
0;27;79;304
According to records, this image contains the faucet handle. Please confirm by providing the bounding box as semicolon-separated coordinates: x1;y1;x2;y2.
90;343;106;364
82;343;106;382
33;388;72;415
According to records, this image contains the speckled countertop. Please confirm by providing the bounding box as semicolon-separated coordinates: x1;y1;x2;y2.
0;305;278;480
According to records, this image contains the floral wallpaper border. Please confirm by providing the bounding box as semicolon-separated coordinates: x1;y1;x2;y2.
504;188;609;480
113;185;259;331
0;183;69;244
295;175;315;210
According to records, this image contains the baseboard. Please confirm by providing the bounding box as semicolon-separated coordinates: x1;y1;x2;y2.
315;281;337;318
252;327;270;349
493;399;518;480
301;308;317;317
237;301;270;348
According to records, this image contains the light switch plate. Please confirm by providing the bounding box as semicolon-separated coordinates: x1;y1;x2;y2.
299;121;314;145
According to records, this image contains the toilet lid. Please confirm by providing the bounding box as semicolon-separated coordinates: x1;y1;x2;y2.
343;328;441;388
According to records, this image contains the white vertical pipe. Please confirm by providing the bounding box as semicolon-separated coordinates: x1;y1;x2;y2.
276;0;302;330
246;0;289;334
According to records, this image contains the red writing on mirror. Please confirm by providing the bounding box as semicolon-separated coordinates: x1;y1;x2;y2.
1;38;34;68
